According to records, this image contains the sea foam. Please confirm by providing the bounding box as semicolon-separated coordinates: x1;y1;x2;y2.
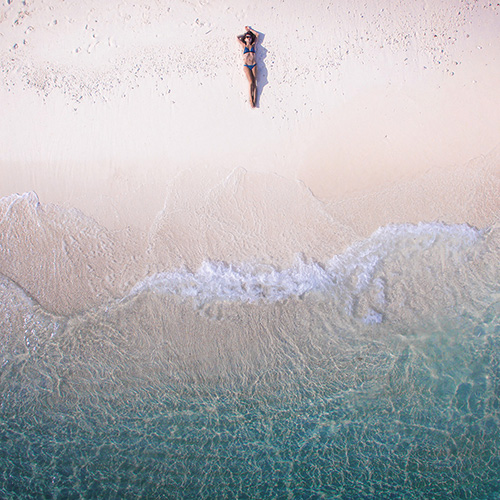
128;222;485;323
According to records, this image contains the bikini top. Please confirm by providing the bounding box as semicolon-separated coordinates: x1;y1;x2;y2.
243;46;255;54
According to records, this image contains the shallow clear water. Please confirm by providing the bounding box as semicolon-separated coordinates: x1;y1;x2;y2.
1;223;499;498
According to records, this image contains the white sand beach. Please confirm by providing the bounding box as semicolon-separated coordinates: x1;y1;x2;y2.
1;0;499;312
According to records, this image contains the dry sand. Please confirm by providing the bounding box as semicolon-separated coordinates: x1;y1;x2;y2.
0;0;499;313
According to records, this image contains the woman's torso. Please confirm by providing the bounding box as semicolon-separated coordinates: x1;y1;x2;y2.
243;44;256;64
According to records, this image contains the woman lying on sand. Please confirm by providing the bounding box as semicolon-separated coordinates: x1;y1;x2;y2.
237;26;259;108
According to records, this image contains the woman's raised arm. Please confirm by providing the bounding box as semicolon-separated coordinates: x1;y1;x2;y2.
245;26;259;40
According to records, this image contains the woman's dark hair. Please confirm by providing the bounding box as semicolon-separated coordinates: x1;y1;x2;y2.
242;31;255;45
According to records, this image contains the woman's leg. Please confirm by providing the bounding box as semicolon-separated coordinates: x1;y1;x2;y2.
244;67;257;108
251;66;258;107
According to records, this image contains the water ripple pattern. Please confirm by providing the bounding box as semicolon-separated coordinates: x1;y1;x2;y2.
0;222;498;498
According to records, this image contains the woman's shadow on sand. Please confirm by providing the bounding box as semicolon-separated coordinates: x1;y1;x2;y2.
255;32;268;108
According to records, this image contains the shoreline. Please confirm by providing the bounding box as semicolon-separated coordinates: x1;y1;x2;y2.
0;154;498;316
1;0;499;314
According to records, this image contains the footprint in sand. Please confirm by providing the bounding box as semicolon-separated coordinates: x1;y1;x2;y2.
86;40;101;54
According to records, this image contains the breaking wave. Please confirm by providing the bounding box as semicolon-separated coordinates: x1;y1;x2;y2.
127;222;489;324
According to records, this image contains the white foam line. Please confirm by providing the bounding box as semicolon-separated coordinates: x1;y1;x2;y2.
127;223;482;316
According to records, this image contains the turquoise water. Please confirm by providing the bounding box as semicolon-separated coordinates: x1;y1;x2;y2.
1;223;499;498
